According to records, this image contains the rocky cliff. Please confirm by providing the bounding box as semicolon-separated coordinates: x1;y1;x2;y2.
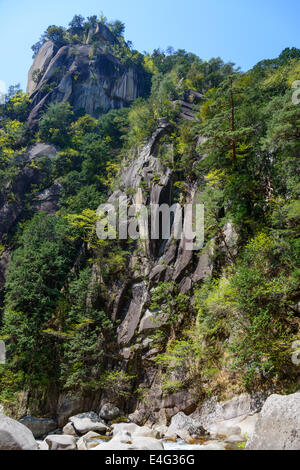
0;22;299;441
27;24;147;125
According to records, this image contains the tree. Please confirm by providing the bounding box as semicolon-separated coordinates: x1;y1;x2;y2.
1;214;75;387
68;15;85;35
109;20;125;38
39;102;74;146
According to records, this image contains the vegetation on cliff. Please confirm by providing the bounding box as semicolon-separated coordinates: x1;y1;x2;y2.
0;14;299;414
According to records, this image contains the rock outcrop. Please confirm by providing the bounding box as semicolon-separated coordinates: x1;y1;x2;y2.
27;27;147;124
0;143;58;243
246;393;300;450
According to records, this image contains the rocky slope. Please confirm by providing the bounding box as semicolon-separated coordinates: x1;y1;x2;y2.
0;20;299;450
27;24;147;125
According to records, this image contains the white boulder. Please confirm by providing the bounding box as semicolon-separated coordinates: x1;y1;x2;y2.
0;414;37;450
45;434;77;450
69;411;107;434
246;393;300;450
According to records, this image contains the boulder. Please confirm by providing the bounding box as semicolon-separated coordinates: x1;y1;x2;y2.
127;436;164;450
77;431;103;450
45;434;77;450
69;411;107;435
99;404;120;421
62;422;77;436
112;423;159;439
138;309;168;333
132;426;159;439
112;423;143;436
19;416;57;439
165;412;207;441
153;424;168;438
191;393;266;428
246;393;300;450
0;414;37;450
208;421;242;439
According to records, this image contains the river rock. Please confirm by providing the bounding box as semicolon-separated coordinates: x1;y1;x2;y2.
77;431;103;450
99;404;120;421
112;423;157;438
69;412;107;435
0;414;38;450
153;424;168;438
19;416;57;439
246;393;300;450
45;434;77;450
62;422;77;436
165;412;207;441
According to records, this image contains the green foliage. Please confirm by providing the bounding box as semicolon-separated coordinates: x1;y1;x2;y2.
99;370;135;404
0;213;75;397
39;102;74;146
1;23;300;411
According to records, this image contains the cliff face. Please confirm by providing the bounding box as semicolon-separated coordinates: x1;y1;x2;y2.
27;31;146;124
0;78;237;423
83;122;237;427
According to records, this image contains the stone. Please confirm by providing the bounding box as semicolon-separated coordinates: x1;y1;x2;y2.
0;414;38;450
208;422;242;438
56;394;96;427
132;426;159;439
25;143;57;162
191;393;266;429
77;431;103;450
138;309;168;333
27;41;56;95
153;424;168;438
33;182;62;215
45;434;77;450
238;413;259;439
112;423;143;436
112;423;158;439
0;143;57;243
38;440;49;450
19;416;57;439
193;252;213;283
99;403;120;421
117;282;148;344
165;412;207;441
69;412;107;435
62;422;77;436
246;393;300;450
28;41;146;125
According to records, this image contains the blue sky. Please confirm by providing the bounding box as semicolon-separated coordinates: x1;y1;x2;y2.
0;0;299;92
